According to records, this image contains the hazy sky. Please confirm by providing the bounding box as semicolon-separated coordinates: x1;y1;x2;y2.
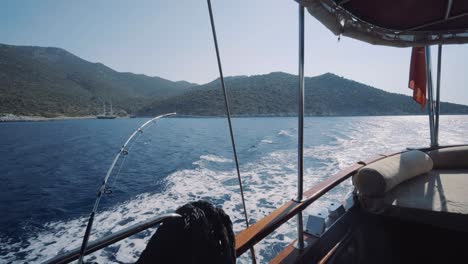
1;0;467;104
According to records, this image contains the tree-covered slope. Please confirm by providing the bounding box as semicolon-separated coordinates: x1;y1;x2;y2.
0;43;193;116
1;43;467;118
138;72;468;116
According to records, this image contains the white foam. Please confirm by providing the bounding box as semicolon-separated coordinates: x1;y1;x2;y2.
198;154;232;163
2;116;468;263
278;130;292;137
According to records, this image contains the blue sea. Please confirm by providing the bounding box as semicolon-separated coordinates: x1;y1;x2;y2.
1;116;467;263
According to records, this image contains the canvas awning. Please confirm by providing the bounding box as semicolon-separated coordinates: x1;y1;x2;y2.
300;0;468;47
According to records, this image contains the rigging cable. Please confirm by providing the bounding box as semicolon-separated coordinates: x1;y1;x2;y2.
77;112;176;264
205;0;256;262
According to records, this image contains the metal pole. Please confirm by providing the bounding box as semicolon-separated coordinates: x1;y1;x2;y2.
206;1;256;262
45;214;181;264
434;0;451;146
435;44;442;145
294;3;306;250
425;46;436;147
296;4;305;203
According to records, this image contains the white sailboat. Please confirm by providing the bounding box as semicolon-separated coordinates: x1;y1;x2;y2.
97;101;116;119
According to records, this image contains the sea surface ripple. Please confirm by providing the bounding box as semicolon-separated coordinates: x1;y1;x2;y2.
1;116;467;263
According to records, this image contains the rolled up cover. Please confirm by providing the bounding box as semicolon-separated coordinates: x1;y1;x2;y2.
353;150;433;196
427;146;468;169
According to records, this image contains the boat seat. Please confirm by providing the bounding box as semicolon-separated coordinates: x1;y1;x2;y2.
353;147;468;231
427;146;468;170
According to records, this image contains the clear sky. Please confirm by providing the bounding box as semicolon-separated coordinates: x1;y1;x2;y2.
1;0;467;104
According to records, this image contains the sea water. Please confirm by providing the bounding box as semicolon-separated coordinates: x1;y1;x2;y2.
1;116;467;263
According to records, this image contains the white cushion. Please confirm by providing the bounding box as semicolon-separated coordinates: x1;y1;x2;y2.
384;169;468;214
353;150;433;197
427;146;468;169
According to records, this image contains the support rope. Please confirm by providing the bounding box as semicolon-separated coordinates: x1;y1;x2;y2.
205;1;256;262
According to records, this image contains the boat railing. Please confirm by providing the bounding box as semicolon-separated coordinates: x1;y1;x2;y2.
43;213;181;264
234;151;403;257
42;153;395;264
235;145;465;258
43;146;463;263
235;162;363;257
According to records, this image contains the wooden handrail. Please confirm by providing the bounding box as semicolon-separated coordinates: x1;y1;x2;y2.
235;144;468;257
235;163;361;256
234;152;397;257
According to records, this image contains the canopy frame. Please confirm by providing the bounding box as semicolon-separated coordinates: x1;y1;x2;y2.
300;0;468;47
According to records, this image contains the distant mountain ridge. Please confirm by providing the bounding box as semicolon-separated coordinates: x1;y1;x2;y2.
138;72;468;116
1;43;468;117
0;43;194;116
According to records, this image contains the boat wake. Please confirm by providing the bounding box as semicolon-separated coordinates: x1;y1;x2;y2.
1;116;467;263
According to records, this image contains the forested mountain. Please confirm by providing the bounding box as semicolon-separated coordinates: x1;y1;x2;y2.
138;72;468;116
1;43;468;118
0;43;193;116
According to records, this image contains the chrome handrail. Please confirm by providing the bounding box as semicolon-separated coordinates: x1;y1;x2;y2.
43;213;181;264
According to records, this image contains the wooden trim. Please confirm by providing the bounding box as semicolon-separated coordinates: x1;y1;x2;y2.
269;233;317;264
235;162;365;256
235;151;404;257
317;230;352;264
257;145;468;262
269;206;355;264
268;230;352;264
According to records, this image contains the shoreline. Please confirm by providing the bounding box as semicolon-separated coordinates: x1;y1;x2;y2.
2;113;468;122
0;114;96;122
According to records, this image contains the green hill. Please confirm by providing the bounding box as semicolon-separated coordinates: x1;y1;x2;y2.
137;72;468;116
1;43;467;118
0;43;193;117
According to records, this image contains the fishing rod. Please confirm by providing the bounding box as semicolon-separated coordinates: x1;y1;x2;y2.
77;112;176;264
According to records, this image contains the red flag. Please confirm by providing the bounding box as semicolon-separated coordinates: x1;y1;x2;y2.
408;47;426;109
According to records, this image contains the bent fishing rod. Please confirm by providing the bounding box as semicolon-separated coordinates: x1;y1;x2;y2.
77;112;176;264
